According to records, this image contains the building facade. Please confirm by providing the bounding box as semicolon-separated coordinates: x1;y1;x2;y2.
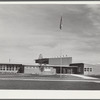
0;63;24;73
24;65;56;75
0;57;100;76
35;57;84;75
84;64;100;75
35;57;100;75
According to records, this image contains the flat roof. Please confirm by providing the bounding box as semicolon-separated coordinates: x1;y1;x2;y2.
0;63;22;65
35;57;72;60
70;63;84;65
44;65;77;68
24;65;38;67
24;64;77;68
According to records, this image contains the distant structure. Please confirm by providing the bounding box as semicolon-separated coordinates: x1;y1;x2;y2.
0;55;99;75
38;54;43;59
35;55;80;74
0;63;24;73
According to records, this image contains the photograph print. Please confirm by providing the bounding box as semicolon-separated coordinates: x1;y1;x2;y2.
0;3;99;90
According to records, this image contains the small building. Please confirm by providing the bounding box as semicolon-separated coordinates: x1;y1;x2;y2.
0;63;24;73
0;56;100;76
84;64;100;75
35;57;84;75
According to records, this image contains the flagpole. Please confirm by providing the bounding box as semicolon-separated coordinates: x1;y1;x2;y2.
60;29;62;78
60;16;63;78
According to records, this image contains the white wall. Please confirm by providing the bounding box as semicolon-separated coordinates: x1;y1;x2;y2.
24;66;41;74
42;67;56;75
84;64;100;75
24;65;56;75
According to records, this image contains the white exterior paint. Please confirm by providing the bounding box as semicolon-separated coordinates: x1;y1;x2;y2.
0;64;21;73
24;65;56;75
84;64;100;75
24;65;41;74
43;67;56;75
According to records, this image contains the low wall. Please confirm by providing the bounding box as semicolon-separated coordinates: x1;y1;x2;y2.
24;66;56;75
24;67;41;74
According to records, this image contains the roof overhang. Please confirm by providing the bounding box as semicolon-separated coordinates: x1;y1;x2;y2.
42;65;78;68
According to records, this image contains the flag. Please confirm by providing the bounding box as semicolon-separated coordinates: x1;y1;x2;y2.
60;16;62;30
9;59;11;63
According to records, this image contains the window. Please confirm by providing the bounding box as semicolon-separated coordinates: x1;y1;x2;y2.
78;67;81;72
11;67;14;71
17;67;19;70
7;66;9;70
87;68;89;71
8;66;10;70
16;66;18;70
84;68;86;71
90;68;92;72
3;67;5;70
9;67;11;70
0;67;2;70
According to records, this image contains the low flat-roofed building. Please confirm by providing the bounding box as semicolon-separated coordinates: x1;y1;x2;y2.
0;63;24;73
1;56;100;76
35;57;85;75
84;64;100;75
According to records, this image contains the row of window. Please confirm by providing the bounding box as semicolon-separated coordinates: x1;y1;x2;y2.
26;66;51;69
84;68;92;72
26;67;38;69
0;67;19;71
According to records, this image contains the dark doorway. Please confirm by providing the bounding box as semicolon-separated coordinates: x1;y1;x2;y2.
54;67;78;74
72;68;78;74
62;67;78;74
54;67;60;74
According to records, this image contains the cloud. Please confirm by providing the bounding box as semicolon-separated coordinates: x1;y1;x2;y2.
86;4;100;30
0;4;100;64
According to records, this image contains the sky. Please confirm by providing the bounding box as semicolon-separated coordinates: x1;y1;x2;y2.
0;4;100;64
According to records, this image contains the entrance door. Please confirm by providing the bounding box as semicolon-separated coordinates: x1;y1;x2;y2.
62;68;78;74
66;69;71;74
62;68;66;74
72;68;78;74
62;68;72;74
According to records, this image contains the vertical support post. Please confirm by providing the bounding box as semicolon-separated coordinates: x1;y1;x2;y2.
59;16;63;77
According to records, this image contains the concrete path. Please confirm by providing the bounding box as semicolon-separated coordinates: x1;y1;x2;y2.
0;77;99;84
71;74;98;79
0;77;96;82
